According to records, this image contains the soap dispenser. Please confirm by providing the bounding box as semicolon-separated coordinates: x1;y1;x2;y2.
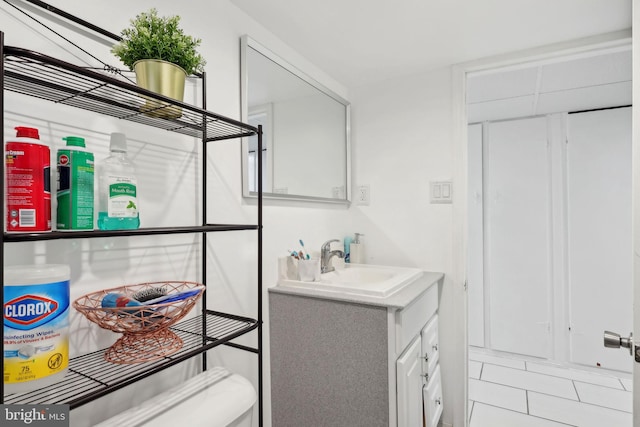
350;233;365;264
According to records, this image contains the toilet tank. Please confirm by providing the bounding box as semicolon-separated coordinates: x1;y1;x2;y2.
94;367;256;427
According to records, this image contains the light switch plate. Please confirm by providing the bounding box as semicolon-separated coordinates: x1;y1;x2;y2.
430;181;452;204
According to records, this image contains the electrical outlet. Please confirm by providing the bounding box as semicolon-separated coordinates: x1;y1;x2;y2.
356;185;370;205
332;186;345;198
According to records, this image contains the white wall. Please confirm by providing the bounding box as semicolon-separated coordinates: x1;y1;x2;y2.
351;69;455;425
2;1;354;426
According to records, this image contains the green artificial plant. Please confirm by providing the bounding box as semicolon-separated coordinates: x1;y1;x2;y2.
111;8;206;75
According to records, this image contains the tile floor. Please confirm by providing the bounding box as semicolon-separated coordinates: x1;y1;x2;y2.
468;347;632;427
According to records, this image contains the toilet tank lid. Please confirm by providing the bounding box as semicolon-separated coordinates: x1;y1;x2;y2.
94;367;257;427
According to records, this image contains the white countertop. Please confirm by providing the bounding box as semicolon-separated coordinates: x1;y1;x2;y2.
269;270;444;309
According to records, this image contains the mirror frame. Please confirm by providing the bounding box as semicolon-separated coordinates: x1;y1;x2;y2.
240;35;351;204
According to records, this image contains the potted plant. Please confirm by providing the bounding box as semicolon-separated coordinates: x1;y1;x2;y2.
111;8;206;118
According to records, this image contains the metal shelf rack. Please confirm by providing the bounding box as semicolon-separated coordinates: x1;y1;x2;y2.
0;5;263;423
3;224;259;242
3;46;255;142
3;311;259;408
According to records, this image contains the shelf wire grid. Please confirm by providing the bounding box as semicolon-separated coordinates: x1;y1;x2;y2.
3;224;260;242
2;311;257;407
3;47;258;142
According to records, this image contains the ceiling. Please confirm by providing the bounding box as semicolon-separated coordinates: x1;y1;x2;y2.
230;0;631;90
467;48;632;123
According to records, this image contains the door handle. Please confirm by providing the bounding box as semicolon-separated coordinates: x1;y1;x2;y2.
603;330;633;355
603;330;640;362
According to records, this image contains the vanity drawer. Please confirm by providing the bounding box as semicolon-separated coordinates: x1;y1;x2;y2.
395;283;438;354
421;314;439;377
423;364;443;427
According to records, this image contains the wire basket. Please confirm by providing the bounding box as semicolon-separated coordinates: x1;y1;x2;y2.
73;281;205;364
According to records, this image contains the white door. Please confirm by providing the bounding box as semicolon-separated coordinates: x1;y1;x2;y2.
607;8;637;416
467;123;485;348
485;117;552;358
568;108;632;372
396;336;423;427
423;365;443;427
422;314;440;376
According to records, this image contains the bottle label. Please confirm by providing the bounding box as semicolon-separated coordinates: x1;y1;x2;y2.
107;176;138;218
5;142;51;232
3;281;70;384
56;149;94;229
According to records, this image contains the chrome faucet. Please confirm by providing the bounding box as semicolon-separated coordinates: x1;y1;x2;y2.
320;239;345;274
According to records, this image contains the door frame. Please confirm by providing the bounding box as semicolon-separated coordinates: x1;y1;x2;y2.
632;5;639;424
451;30;632;427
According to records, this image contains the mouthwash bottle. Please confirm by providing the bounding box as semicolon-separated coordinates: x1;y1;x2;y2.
97;133;140;230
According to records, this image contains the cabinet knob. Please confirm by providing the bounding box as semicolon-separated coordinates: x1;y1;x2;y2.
432;344;438;352
435;398;441;405
423;354;429;362
422;373;429;381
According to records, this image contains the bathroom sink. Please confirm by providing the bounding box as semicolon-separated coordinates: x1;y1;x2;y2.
321;266;395;284
279;264;423;297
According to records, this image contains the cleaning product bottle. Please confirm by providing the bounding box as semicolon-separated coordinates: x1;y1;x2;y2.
57;136;94;230
5;126;51;232
4;264;70;393
97;132;140;230
350;233;365;264
343;235;353;263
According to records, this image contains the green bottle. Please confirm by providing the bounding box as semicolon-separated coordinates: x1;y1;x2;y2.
56;136;94;230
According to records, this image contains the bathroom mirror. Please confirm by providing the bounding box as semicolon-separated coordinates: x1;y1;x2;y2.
241;35;351;203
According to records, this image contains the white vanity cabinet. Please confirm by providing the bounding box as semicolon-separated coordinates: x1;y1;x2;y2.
396;336;424;427
395;282;442;427
397;314;442;427
269;270;443;427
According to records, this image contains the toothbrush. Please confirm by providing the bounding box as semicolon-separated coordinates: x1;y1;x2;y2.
101;287;205;308
299;240;310;259
142;288;204;305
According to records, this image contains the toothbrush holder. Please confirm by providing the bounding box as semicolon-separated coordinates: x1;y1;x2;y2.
278;256;299;281
297;258;320;282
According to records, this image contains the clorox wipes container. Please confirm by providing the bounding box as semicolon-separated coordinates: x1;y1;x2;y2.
3;265;70;393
